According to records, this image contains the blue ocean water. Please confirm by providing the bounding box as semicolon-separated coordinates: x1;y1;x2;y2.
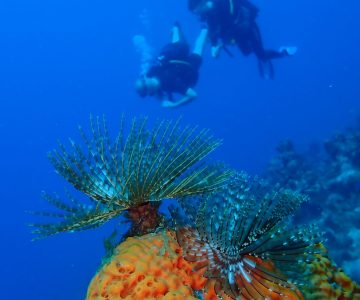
0;0;359;299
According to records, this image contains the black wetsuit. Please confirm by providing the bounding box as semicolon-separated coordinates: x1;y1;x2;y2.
193;0;284;61
146;42;202;100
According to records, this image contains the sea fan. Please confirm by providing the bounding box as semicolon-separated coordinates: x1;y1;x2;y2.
177;173;323;299
30;116;233;239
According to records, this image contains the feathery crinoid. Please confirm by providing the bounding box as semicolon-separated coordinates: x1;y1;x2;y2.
31;115;233;239
177;173;323;299
30;190;123;239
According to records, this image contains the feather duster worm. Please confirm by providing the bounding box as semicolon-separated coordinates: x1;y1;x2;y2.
177;174;323;299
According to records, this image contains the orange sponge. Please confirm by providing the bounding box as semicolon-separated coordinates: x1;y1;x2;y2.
86;231;207;299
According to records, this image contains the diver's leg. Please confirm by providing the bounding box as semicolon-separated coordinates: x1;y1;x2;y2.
262;50;285;59
261;47;298;59
250;23;267;59
249;24;276;79
193;27;208;56
236;38;252;56
233;24;257;56
251;24;295;60
278;46;298;56
258;59;274;79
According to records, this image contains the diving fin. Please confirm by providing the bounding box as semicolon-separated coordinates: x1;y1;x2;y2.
258;59;274;80
279;46;298;56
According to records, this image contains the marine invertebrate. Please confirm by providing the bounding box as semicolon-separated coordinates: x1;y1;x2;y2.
86;231;359;300
264;123;360;281
31;116;233;239
301;244;360;300
86;230;208;299
86;228;308;300
177;174;322;299
264;140;320;194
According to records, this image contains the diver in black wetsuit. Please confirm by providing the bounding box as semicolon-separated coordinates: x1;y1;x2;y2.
188;0;297;79
135;23;208;108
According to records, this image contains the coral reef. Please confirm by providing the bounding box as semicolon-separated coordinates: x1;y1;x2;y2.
321;129;360;279
33;116;360;298
301;245;360;299
266;140;319;193
264;124;360;281
324;130;360;189
30;116;233;239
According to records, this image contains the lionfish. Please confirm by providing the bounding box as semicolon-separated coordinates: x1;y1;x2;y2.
30;116;233;239
177;173;323;299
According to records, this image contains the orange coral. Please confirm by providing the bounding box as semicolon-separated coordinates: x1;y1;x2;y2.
302;245;360;300
87;231;207;299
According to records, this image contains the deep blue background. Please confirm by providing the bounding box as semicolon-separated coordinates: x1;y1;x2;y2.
0;0;359;299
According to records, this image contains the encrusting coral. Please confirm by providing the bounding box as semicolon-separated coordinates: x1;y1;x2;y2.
301;245;360;300
30;116;233;239
264;123;360;281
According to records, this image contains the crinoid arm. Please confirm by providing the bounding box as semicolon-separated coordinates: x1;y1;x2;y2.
49;115;233;208
29;191;125;240
32;116;233;238
176;173;323;299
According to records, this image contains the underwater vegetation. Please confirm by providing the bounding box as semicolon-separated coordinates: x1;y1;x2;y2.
265;122;360;281
30;116;233;239
32;116;360;299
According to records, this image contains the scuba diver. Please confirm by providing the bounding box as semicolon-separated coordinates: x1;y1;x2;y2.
135;23;208;108
188;0;297;79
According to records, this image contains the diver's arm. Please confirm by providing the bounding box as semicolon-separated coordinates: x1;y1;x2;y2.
162;88;197;108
